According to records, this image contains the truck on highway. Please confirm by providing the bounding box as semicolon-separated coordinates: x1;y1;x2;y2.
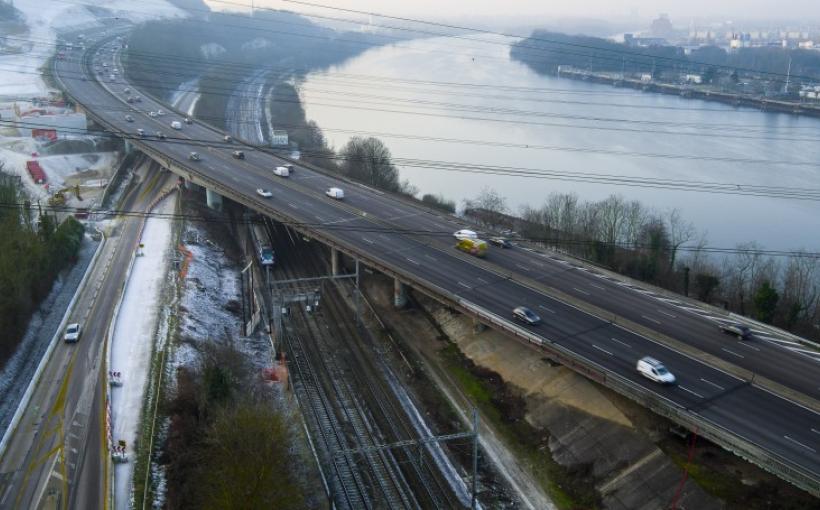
273;166;290;177
455;238;487;258
170;121;182;130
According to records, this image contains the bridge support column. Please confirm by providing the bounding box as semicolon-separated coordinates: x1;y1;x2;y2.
393;279;407;309
331;248;340;276
205;188;223;211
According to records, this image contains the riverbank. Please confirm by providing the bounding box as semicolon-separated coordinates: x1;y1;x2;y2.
556;66;820;118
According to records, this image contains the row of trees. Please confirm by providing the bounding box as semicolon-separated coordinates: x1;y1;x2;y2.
467;189;820;339
0;174;86;367
161;343;304;509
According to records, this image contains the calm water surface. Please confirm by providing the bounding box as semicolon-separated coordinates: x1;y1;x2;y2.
300;35;820;252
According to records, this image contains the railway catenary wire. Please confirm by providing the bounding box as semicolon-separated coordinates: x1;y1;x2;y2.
284;230;421;509
273;225;420;509
285;225;468;508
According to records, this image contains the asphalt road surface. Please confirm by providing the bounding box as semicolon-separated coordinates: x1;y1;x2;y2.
48;28;820;491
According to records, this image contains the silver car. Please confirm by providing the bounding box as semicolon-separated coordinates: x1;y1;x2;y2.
513;306;541;325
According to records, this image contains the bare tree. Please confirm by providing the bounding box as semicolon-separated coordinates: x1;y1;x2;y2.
339;136;400;192
464;187;508;228
780;253;819;329
666;209;696;271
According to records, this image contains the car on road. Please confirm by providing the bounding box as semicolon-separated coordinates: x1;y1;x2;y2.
326;187;344;199
170;121;182;130
512;306;541;325
720;322;752;340
64;323;81;343
489;237;513;249
125;114;134;122
636;357;676;385
134;96;142;102
137;128;145;137
232;150;245;159
156;109;165;116
223;135;232;143
184;117;192;124
454;229;478;240
148;111;157;117
188;151;200;161
273;166;290;177
256;188;272;198
124;87;130;93
156;131;166;140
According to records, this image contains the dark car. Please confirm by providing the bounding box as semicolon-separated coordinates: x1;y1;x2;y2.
720;322;752;339
489;238;513;249
513;306;541;325
232;150;245;159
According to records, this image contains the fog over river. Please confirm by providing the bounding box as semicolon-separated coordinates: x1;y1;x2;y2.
299;34;820;252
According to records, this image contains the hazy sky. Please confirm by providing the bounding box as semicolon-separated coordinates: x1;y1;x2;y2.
254;0;819;24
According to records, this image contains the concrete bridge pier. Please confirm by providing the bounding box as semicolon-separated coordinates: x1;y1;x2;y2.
331;247;340;275
394;279;407;308
205;188;223;211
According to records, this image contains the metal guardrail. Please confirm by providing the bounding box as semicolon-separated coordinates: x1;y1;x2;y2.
54;45;820;498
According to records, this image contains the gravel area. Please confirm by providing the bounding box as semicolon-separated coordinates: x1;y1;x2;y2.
0;235;100;438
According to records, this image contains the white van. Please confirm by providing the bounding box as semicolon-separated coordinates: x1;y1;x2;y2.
636;357;676;385
326;187;344;200
273;166;290;177
170;121;182;130
453;229;478;240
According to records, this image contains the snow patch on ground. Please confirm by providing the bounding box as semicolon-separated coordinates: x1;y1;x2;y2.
1;0;185;98
110;195;177;510
200;42;226;60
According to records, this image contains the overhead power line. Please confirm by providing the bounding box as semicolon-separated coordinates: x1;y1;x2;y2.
6;116;820;201
6;200;820;259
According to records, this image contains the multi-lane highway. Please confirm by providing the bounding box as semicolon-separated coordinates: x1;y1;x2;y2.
50;28;820;495
0;160;172;509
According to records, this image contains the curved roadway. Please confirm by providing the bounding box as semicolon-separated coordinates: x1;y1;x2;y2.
52;29;820;495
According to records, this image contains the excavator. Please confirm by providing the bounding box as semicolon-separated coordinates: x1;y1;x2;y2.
47;184;82;207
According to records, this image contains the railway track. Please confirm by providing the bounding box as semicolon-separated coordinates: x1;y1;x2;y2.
269;223;465;509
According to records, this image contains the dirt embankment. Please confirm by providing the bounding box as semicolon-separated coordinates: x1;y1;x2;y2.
361;273;728;510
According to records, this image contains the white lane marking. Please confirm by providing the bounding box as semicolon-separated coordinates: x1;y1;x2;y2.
810;428;820;435
721;347;745;359
700;378;725;391
533;261;545;268
406;257;420;266
314;215;325;222
538;305;556;314
783;435;816;453
573;287;590;296
592;344;613;356
657;309;677;318
361;237;374;244
641;315;661;325
457;281;471;289
609;337;631;349
477;277;488;284
287;202;298;209
678;386;704;399
424;254;436;261
737;342;761;352
589;283;605;290
516;264;531;272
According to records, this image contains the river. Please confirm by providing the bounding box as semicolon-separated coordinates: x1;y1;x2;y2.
299;34;820;252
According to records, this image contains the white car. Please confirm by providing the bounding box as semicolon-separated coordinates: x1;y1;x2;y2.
325;187;344;199
636;357;676;385
170;121;182;130
273;166;290;177
256;188;272;198
149;111;157;117
156;109;165;116
454;229;478;240
64;323;81;343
